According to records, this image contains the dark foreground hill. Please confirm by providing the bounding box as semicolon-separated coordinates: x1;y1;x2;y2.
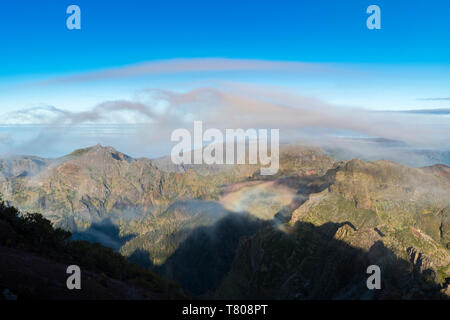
0;201;183;300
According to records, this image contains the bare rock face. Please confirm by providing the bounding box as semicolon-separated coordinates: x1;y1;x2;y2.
422;164;450;179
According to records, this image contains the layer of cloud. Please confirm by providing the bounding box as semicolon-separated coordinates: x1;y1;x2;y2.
36;58;335;85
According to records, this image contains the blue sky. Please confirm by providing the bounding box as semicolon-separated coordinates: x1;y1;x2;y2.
0;0;449;157
1;0;450;109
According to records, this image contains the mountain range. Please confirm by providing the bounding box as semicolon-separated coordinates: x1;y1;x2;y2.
0;144;449;299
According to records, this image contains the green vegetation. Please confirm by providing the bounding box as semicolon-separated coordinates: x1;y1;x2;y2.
0;199;183;299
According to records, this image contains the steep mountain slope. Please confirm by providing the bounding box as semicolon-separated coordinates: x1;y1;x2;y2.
291;159;450;252
0;245;168;300
0;155;53;179
216;160;450;299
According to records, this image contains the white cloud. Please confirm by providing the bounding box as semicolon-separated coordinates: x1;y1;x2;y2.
3;83;449;154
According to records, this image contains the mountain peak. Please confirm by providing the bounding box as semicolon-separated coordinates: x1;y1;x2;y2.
67;144;133;162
